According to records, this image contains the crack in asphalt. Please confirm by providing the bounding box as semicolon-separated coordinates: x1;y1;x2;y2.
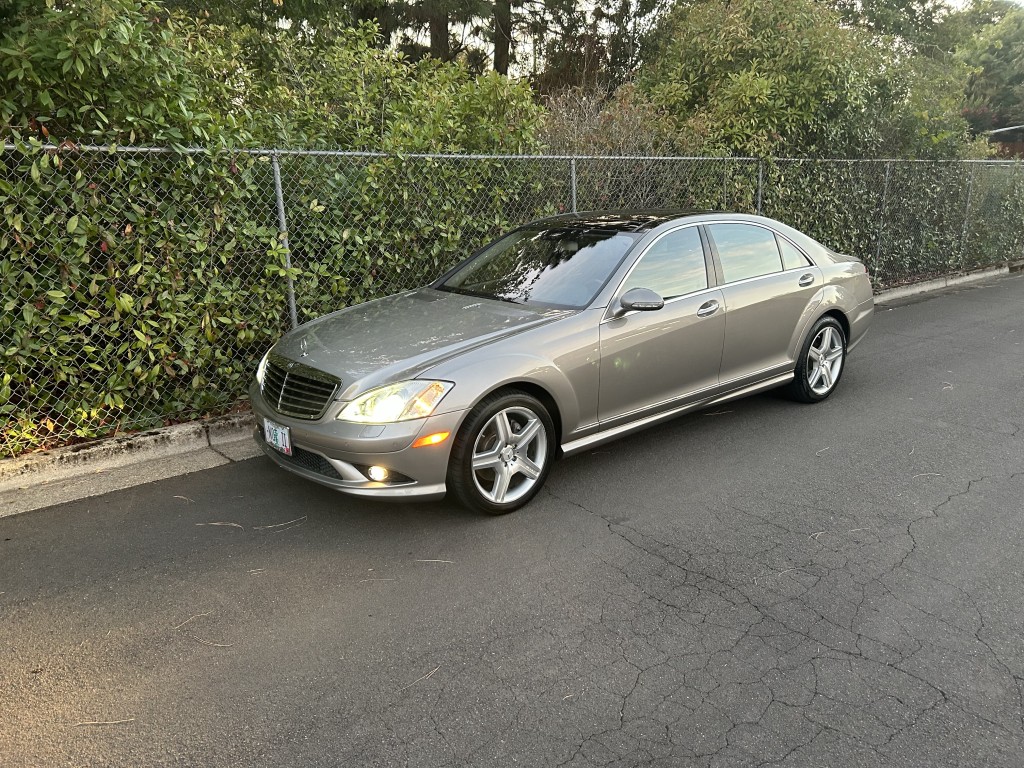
541;469;1024;766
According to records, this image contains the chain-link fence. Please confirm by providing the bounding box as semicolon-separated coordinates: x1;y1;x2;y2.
3;143;1023;457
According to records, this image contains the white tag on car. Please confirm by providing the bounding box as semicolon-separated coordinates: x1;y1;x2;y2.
264;417;292;456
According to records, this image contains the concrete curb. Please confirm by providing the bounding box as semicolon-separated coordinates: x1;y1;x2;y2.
874;264;1013;303
0;409;254;493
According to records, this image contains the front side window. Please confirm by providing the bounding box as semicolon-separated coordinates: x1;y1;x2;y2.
708;224;783;283
438;227;637;309
621;227;708;300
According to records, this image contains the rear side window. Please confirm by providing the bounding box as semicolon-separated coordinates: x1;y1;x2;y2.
707;224;783;283
621;227;708;300
778;236;811;270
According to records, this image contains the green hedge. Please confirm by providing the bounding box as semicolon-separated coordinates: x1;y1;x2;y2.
759;160;1024;287
2;144;1022;457
0;144;555;456
1;144;289;455
277;154;561;319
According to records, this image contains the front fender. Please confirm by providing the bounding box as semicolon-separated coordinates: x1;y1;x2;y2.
430;352;584;440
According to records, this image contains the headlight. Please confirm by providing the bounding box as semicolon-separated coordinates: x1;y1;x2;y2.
255;350;271;386
337;380;454;423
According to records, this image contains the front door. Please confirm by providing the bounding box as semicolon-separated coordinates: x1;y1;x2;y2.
599;226;726;425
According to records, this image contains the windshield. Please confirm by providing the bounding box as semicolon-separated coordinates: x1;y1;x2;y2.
437;226;638;309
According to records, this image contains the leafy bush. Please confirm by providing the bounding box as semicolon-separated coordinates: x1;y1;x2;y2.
0;1;546;456
0;0;1019;459
0;0;245;146
0;141;286;454
759;159;1024;286
4;140;1021;457
244;23;543;153
277;153;562;319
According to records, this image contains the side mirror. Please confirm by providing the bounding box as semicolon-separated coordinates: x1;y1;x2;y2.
616;287;665;316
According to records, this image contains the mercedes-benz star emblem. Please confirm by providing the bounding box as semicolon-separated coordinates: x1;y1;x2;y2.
299;338;308;357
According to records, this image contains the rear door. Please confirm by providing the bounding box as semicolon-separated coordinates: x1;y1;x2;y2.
598;225;726;425
705;223;822;385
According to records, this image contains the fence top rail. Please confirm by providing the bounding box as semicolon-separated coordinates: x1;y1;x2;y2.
1;142;1020;165
0;143;759;162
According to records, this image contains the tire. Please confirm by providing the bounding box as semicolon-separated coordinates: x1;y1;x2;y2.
447;390;556;515
786;315;847;403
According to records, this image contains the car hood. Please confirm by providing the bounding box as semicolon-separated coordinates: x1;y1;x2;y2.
270;288;572;399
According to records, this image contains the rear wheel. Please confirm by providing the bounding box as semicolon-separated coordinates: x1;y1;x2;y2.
447;390;555;514
786;315;847;403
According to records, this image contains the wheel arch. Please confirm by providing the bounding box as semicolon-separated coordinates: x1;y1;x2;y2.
445;379;564;514
434;350;579;448
791;307;850;364
790;283;854;360
818;308;850;343
468;381;564;447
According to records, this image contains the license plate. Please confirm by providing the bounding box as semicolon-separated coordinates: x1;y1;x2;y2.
264;417;292;456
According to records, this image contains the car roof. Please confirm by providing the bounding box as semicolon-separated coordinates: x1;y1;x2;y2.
531;210;713;234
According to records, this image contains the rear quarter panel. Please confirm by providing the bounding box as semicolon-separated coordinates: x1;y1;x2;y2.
800;262;874;352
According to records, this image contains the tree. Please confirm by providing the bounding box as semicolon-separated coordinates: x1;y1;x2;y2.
0;0;542;151
248;20;542;150
638;0;970;158
598;0;667;85
533;7;612;94
957;1;1024;132
640;0;888;156
492;0;512;73
421;1;451;59
830;0;948;49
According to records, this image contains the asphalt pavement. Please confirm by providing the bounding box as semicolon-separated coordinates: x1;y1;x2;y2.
2;275;1023;767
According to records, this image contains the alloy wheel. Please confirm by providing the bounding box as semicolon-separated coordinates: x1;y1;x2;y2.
470;406;548;504
807;326;845;395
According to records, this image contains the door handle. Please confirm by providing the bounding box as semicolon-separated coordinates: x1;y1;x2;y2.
696;299;719;318
798;273;815;287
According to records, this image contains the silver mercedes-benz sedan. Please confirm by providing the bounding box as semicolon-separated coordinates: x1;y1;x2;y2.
250;211;873;513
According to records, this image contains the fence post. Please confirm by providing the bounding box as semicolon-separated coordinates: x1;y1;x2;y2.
1015;163;1024;264
874;161;892;279
271;151;299;330
570;158;578;213
959;164;976;271
756;160;763;215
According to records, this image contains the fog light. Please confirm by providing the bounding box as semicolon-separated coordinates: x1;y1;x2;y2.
367;466;389;482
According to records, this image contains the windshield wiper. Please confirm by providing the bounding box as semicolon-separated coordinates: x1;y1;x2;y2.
439;285;522;305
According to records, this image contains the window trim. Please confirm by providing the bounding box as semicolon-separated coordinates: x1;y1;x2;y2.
704;221;815;286
605;222;715;314
775;232;813;271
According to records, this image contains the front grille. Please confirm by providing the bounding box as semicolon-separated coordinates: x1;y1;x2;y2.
281;446;344;481
261;354;340;419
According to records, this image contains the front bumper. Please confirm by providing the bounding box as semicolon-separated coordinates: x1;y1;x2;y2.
249;381;464;501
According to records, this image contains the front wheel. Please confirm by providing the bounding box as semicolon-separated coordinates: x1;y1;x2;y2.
447;390;556;515
786;316;847;403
